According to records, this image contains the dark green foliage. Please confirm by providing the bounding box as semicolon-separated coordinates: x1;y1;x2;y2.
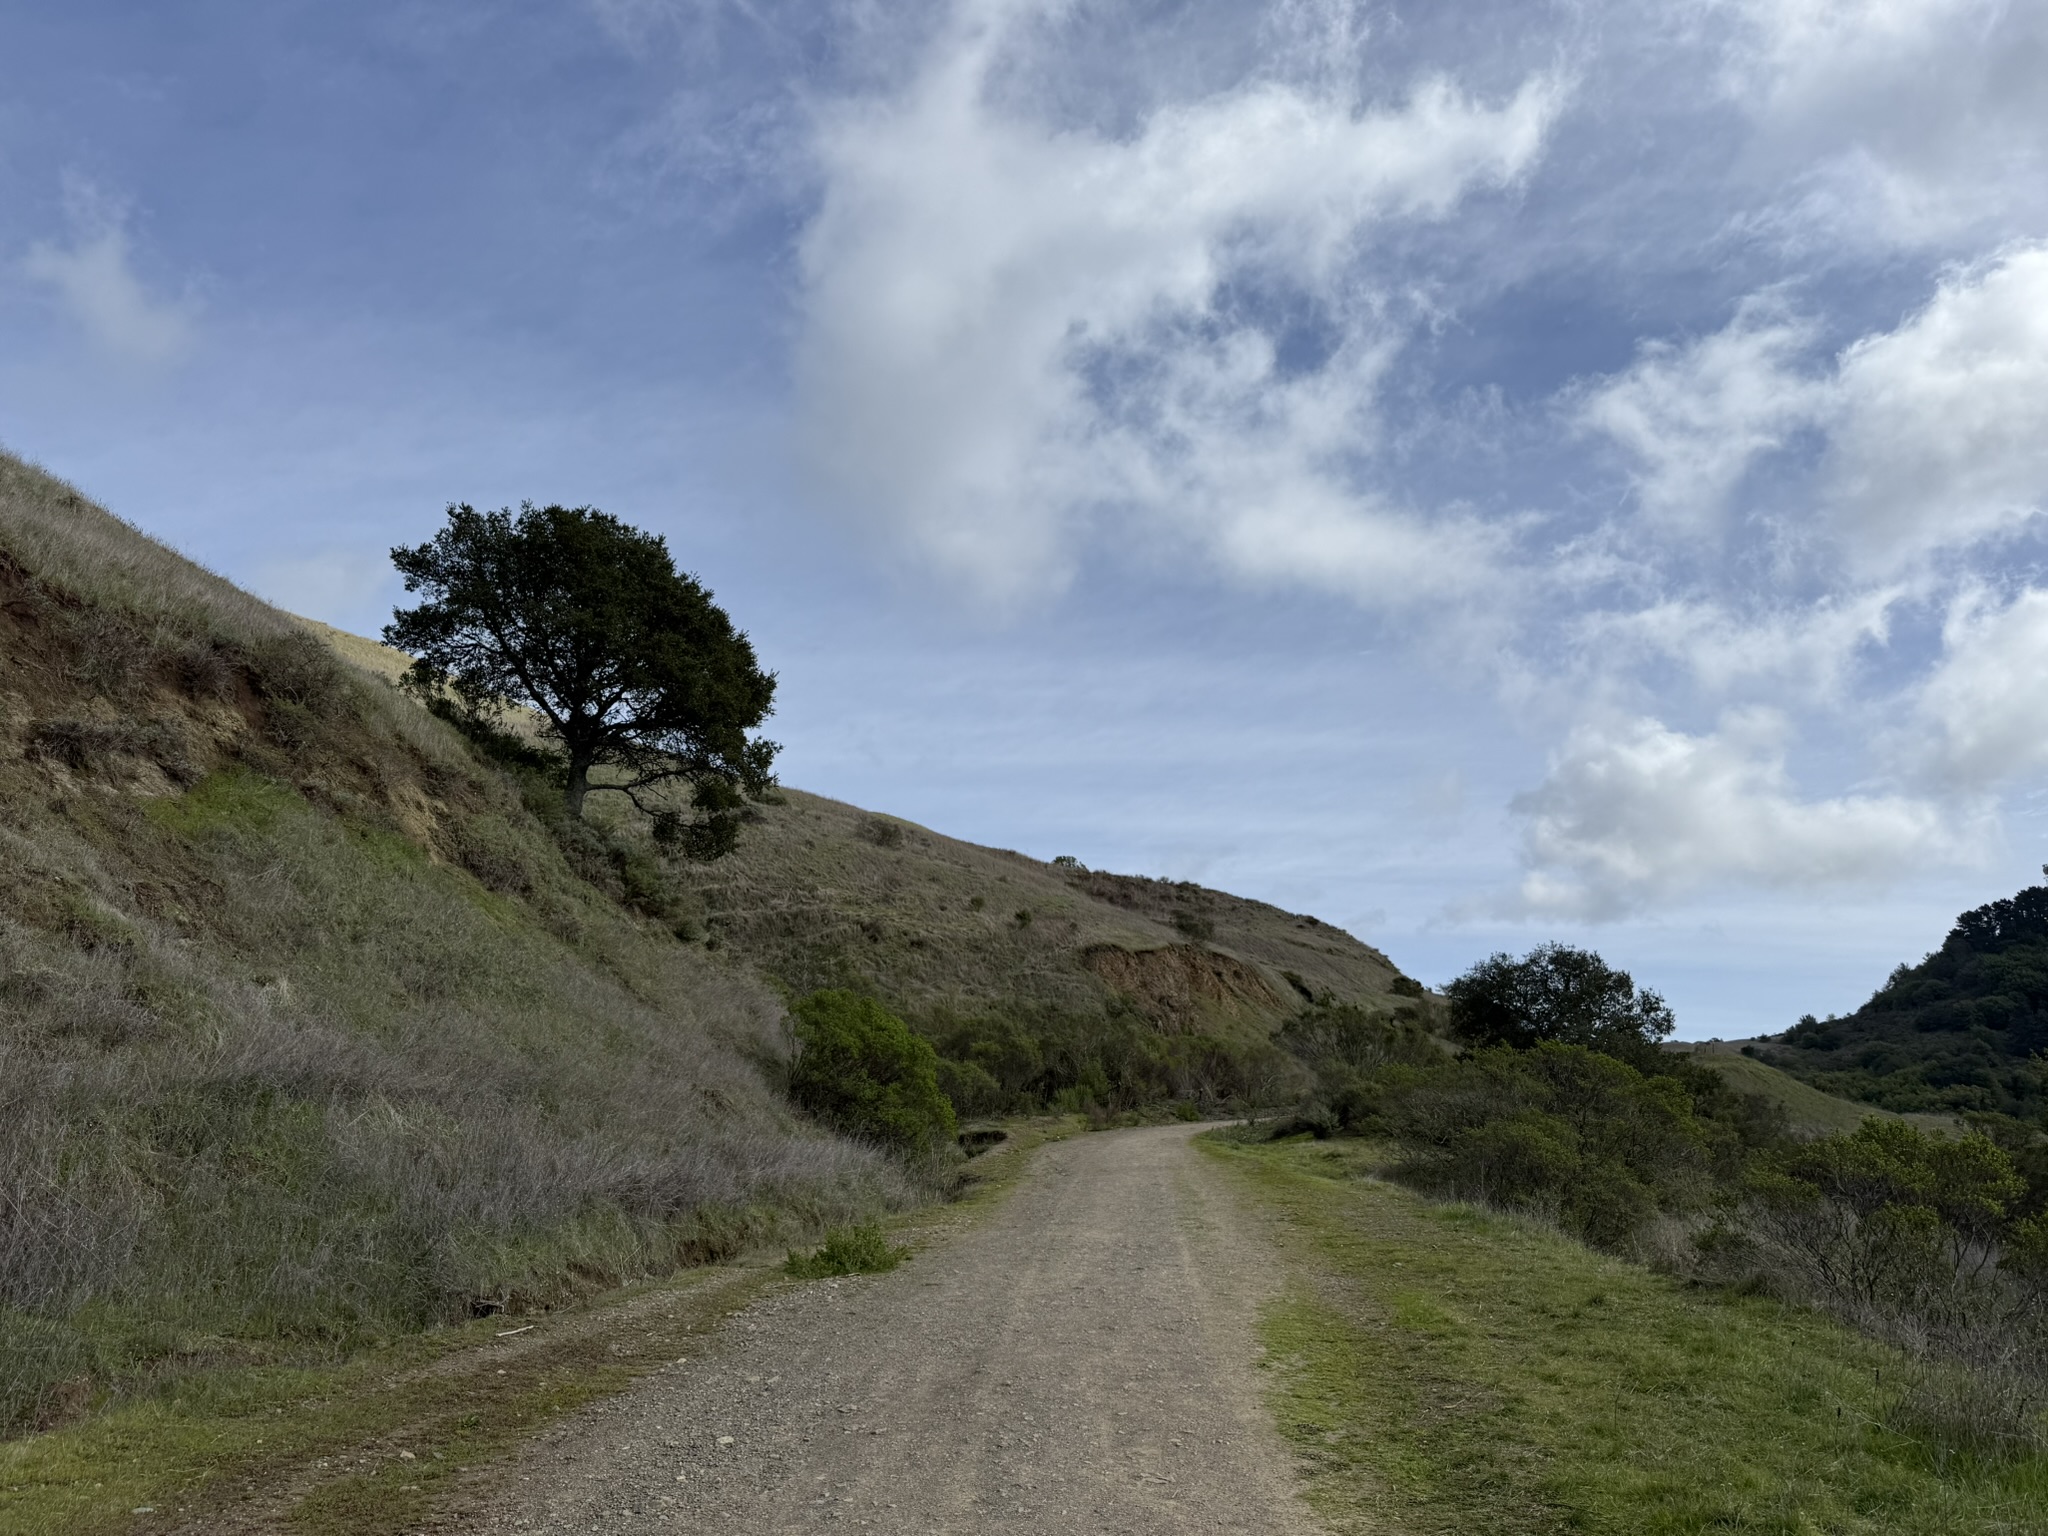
933;1056;1005;1118
920;1003;1302;1116
783;1224;905;1279
1274;1001;1440;1131
789;991;958;1156
1754;1119;2021;1257
1445;943;1675;1064
386;502;779;842
1373;1044;1737;1250
1762;879;2048;1116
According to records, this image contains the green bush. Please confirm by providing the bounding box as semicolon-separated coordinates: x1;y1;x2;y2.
918;1002;1302;1114
935;1056;1006;1119
783;1224;905;1279
788;990;958;1155
1378;1044;1720;1251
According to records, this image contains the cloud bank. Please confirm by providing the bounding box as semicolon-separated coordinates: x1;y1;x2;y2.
795;0;1561;606
779;0;2048;919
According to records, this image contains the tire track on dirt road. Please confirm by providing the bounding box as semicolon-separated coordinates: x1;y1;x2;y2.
460;1123;1318;1534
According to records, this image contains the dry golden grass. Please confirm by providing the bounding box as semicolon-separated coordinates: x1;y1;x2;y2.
642;784;1422;1038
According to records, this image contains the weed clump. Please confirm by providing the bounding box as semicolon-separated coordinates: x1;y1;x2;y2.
783;1224;906;1279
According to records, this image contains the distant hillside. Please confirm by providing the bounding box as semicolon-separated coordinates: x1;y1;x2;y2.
272;622;1429;1093
1677;1044;1960;1136
661;789;1419;1036
1754;880;2048;1117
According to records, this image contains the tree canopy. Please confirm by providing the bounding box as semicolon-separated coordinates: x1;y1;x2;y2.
1445;943;1675;1063
385;502;777;855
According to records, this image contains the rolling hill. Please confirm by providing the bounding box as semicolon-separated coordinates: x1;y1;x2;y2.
0;446;1425;1438
1751;879;2048;1118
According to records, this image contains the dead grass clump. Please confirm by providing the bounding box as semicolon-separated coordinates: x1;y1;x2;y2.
26;718;197;783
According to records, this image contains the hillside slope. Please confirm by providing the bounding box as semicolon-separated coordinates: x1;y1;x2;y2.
664;789;1417;1030
0;451;901;1434
1754;879;2048;1117
1676;1045;1959;1136
309;624;1429;1106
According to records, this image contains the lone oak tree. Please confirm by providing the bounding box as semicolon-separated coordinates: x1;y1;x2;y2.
1445;942;1676;1065
385;502;778;857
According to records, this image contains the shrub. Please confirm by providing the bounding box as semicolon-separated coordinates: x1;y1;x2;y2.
784;1224;905;1279
1738;1120;2047;1454
1378;1044;1716;1251
934;1056;1006;1118
788;990;958;1156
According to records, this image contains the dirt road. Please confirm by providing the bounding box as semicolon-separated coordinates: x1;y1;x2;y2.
463;1123;1316;1534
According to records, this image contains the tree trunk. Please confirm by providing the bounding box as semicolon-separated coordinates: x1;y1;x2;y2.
565;754;593;819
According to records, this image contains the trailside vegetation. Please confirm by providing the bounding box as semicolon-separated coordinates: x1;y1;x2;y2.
788;990;958;1156
1263;942;2048;1457
386;501;778;852
0;455;897;1440
1445;941;1675;1062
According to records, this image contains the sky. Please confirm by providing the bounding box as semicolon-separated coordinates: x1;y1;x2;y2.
4;0;2048;1038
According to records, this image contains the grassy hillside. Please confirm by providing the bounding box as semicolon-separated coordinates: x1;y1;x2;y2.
1754;880;2048;1117
659;788;1414;1023
636;786;1429;1111
1675;1044;1959;1136
0;450;903;1435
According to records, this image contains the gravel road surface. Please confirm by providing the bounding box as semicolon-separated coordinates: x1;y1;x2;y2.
463;1123;1317;1535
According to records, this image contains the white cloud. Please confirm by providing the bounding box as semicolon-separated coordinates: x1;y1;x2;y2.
22;187;195;368
1915;587;2048;791
1720;0;2048;243
1581;243;2048;572
794;0;1562;605
1575;588;1899;700
1510;710;1969;918
1575;296;1824;532
1825;243;2048;570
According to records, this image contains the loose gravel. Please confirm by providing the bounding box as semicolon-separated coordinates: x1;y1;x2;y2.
458;1123;1318;1535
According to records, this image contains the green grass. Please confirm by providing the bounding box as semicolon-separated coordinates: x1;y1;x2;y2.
1682;1050;1961;1136
1208;1136;2048;1535
783;1224;908;1279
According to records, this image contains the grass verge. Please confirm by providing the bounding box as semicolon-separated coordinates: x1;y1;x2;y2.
0;1265;778;1536
1205;1136;2048;1536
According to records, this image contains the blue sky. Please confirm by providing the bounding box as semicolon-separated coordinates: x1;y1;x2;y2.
6;0;2048;1037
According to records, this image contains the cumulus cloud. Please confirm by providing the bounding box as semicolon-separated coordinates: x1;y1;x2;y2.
794;0;1562;605
1583;242;2048;573
1914;587;2048;791
1573;588;1899;700
22;186;195;367
1825;243;2048;570
1719;0;2048;243
1575;296;1824;533
1510;711;1968;918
